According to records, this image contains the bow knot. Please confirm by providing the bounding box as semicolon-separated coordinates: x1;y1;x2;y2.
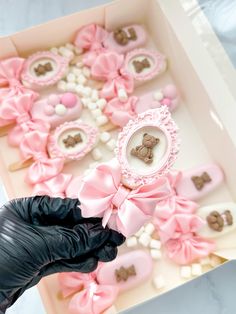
112;185;130;208
16;112;30;124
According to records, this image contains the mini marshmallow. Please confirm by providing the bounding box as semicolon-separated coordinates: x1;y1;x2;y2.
81;98;90;107
57;80;66;91
91;90;99;102
153;91;164;101
153;275;166;290
67;73;76;83
150;249;162;260
83;87;92;97
91;148;102;161
59;47;74;59
200;257;211;266
65;43;75;51
106;139;116;151
100;132;111;143
50;47;58;54
145;223;155;235
135;226;145;238
97;98;107;110
77;74;87;85
180;266;191;279
75;84;84;95
75;47;83;55
138;233;151;247
88;102;97;111
210;255;222;267
82;67;91;78
126;236;138;248
150;239;161;250
118;88;128;102
66;82;76;92
96;115;109;126
91;109;102;118
191;263;202;276
72;67;82;76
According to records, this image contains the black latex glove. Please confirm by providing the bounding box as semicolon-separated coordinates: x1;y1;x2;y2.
0;196;125;313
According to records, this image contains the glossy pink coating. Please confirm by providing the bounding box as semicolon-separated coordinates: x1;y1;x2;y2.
61;92;77;108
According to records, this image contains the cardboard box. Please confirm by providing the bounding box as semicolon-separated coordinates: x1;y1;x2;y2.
1;0;236;313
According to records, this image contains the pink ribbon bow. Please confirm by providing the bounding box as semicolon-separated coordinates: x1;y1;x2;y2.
78;159;172;237
91;52;134;100
58;271;118;314
104;96;138;127
0;57;38;104
32;173;73;197
20;130;64;185
159;214;215;265
74;24;108;67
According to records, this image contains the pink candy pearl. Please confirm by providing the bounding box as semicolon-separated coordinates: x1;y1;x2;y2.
48;94;60;106
44;105;54;116
161;98;171;106
61;93;77;108
162;84;177;99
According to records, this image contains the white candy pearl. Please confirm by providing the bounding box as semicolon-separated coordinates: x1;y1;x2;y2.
59;46;74;59
138;233;151;247
191;263;202;276
180;266;191;279
66;82;76;92
82;67;91;78
153;275;166;290
72;67;82;76
75;84;84;95
55;104;67;116
150;249;162;260
126;236;138;248
81;98;90;107
65;43;75;51
91;148;102;161
91;90;99;102
57;80;66;91
97;98;107;110
150;239;161;250
96;115;109;126
106;139;116;151
100;132;111;143
77;74;87;85
83;87;92;97
50;47;58;54
153;91;164;101
145;223;155;235
91;109;102;117
135;226;145;238
118;88;128;102
88;102;97;110
67;73;76;83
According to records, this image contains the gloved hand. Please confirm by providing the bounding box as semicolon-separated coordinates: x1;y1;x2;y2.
0;196;125;313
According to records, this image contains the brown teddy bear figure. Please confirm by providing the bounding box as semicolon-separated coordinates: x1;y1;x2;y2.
131;133;160;164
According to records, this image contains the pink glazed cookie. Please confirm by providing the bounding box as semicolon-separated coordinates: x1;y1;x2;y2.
30;92;82;129
103;24;147;54
21;51;69;89
175;163;224;201
97;250;153;292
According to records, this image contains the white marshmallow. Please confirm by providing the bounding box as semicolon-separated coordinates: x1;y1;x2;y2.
200;257;211;266
153;275;166;290
100;132;111;143
150;239;161;250
106;139;116;151
55;104;67;116
145;223;155;235
153;91;164;101
97;98;107;110
135;226;145;238
57;80;66;91
81;98;90;107
118;88;128;102
138;233;151;247
91;148;102;161
88;102;97;111
66;82;76;92
180;266;191;279
50;47;58;54
65;43;75;51
91;90;99;102
91;109;102;117
83;87;92;97
150;249;162;260
67;73;76;83
126;236;138;248
191;263;202;276
59;46;74;59
210;255;222;267
75;47;83;55
72;67;82;76
96;115;109;126
75;84;84;95
77;74;87;85
82;67;91;78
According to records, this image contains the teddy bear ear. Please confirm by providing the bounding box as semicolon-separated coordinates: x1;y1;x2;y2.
143;133;147;136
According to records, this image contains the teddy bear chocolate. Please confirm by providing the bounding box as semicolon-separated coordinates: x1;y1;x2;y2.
63;133;82;148
34;62;53;76
114;27;137;45
207;210;233;232
115;265;136;282
131;133;160;164
133;58;151;73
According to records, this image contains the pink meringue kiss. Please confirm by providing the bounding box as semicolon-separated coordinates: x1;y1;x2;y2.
21;51;69;89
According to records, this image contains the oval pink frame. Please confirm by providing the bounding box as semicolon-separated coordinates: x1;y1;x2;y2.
48;121;98;160
116;107;180;187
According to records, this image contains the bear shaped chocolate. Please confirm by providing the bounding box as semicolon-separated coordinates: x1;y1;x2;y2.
131;133;160;164
113;27;137;45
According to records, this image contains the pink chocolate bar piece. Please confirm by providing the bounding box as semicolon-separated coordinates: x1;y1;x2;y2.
103;24;147;54
175;163;224;201
97;250;153;292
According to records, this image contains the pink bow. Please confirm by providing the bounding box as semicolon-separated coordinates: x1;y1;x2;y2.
104;96;138;127
20;130;64;185
74;24;108;67
91;52;134;99
58;271;118;314
159;214;215;265
32;173;72;197
78;159;172;237
0;57;38;103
